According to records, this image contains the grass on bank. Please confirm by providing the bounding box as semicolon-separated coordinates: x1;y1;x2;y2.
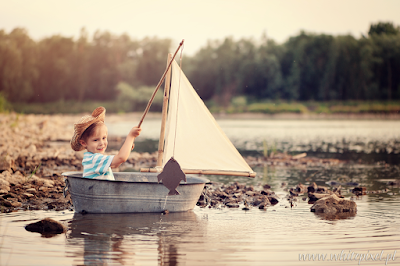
3;94;400;115
8;82;164;114
207;96;400;115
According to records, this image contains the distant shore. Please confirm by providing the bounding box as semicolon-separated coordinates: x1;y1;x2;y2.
212;112;400;120
103;111;400;122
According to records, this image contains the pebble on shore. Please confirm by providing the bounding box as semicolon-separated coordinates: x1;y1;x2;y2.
196;181;279;209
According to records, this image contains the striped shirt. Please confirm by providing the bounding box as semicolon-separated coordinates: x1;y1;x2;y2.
82;152;115;180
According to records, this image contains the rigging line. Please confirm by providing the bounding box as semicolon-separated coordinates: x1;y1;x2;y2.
172;42;184;157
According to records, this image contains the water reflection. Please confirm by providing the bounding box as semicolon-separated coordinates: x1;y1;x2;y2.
67;211;206;265
313;211;357;221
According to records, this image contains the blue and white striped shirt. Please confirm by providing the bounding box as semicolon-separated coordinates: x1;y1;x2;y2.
82;152;115;180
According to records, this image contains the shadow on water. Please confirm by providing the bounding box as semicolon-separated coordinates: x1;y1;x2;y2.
312;210;357;221
66;211;207;265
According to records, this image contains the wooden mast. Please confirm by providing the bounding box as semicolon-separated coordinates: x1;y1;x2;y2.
137;40;184;128
157;53;173;166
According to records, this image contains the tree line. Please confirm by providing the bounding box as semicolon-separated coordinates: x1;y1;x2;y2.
1;22;399;105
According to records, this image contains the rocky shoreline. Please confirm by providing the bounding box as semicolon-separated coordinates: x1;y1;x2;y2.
0;112;353;214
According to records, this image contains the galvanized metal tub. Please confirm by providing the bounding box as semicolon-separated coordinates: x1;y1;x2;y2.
62;171;209;214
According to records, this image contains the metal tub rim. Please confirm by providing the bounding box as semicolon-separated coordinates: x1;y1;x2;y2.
62;171;210;184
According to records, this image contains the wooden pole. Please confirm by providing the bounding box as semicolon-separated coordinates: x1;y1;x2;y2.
156;53;172;166
137;40;184;128
139;167;257;178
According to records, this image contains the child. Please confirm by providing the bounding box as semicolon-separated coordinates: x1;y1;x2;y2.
71;106;141;180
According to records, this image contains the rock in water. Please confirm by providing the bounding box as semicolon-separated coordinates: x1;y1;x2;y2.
157;157;186;196
310;194;357;214
25;218;66;235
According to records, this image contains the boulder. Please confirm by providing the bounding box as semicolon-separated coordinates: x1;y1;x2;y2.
310;194;357;214
25;218;66;235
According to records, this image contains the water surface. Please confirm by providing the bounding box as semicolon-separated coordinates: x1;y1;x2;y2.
1;119;400;265
1;176;399;266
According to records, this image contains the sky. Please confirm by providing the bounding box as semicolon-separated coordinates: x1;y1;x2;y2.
1;0;400;55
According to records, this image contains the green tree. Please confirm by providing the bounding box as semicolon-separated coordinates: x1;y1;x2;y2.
0;28;37;102
135;37;172;87
239;39;283;99
69;28;90;102
368;22;399;36
369;33;400;100
35;35;74;102
281;32;336;101
186;40;220;100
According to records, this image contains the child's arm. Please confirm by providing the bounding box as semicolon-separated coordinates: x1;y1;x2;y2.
110;126;141;168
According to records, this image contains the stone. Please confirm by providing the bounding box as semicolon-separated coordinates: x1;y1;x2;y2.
263;184;271;189
308;192;331;202
246;185;254;191
0;155;15;172
310;194;357;214
8;172;25;185
245;191;256;196
26;188;37;193
9;200;22;208
0;178;10;194
226;202;239;208
316;185;329;193
38;186;49;192
0;198;13;207
26;144;37;154
289;188;298;197
25;218;66;235
307;182;318;193
261;190;272;196
267;196;279;205
333;185;342;196
295;183;307;194
255;197;270;208
351;187;367;196
43;179;55;188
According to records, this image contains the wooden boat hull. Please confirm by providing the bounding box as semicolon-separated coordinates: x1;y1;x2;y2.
62;172;208;214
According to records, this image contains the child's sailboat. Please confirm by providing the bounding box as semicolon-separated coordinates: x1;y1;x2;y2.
62;43;255;214
141;56;256;178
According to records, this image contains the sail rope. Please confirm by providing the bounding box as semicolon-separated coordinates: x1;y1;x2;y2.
172;43;184;157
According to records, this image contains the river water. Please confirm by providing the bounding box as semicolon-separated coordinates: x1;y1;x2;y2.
1;119;400;265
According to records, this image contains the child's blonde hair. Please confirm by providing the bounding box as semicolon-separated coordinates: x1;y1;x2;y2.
80;121;105;143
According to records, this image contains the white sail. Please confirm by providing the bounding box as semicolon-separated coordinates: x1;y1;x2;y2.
162;60;254;176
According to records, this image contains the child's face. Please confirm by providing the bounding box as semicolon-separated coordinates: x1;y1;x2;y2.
79;124;108;154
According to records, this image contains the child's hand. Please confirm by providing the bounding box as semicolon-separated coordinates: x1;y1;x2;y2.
129;126;142;138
